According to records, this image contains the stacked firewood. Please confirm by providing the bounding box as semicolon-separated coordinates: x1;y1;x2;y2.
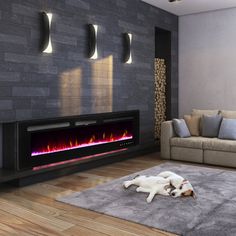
154;58;167;140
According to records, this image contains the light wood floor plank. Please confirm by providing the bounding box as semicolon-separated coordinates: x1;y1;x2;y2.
0;209;64;236
58;212;142;236
0;193;66;216
0;198;74;232
63;225;110;236
22;183;75;198
95;214;176;236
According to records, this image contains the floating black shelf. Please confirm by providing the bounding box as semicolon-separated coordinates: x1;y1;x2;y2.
0;146;128;184
0;110;141;186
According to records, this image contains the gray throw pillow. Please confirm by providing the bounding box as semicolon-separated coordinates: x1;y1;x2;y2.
172;119;191;138
202;115;222;137
218;118;236;140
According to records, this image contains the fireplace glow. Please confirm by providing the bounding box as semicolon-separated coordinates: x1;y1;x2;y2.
32;131;132;156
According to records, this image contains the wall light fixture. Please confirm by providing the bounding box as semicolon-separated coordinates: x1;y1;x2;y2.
123;33;132;64
41;12;53;53
88;24;98;59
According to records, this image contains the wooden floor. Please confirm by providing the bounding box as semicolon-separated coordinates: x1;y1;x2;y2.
0;152;178;236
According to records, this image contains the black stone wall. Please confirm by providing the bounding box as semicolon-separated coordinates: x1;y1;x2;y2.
0;0;178;149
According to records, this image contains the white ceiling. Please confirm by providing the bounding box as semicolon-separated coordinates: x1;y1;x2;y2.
141;0;236;16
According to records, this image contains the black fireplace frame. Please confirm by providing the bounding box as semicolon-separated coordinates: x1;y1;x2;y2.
3;110;139;171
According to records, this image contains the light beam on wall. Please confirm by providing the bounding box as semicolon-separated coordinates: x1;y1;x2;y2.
88;24;98;59
123;33;132;64
91;55;113;112
41;12;53;53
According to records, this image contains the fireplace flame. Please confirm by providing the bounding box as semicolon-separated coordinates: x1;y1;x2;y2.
32;129;133;157
122;130;128;137
110;133;114;141
89;135;96;143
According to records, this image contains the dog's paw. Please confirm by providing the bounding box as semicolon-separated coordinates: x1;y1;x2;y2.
146;198;152;203
166;188;172;194
136;187;141;192
163;191;170;196
123;181;130;189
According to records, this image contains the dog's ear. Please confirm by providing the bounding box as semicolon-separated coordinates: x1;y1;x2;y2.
182;190;195;197
191;191;196;199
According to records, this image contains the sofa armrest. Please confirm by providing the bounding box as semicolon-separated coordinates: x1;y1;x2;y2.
161;121;176;159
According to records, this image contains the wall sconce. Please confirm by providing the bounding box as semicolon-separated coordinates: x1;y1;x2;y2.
123;33;132;64
40;12;53;53
88;24;98;59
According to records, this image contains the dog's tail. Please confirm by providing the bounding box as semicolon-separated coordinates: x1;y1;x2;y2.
133;174;140;179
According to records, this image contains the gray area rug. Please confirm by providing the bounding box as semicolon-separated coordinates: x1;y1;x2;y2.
57;163;236;236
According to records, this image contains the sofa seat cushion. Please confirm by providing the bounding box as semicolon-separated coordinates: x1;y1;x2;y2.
170;137;212;149
203;138;236;152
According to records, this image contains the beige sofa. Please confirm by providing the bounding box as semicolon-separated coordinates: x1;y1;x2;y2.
161;110;236;168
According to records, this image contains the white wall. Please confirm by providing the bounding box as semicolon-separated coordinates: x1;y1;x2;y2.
179;8;236;117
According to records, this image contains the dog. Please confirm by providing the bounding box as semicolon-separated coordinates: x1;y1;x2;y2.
123;171;196;203
123;175;172;203
158;171;196;198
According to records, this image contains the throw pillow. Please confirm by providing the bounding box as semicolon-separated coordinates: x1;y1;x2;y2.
218;118;236;140
172;119;191;138
184;115;200;136
202;115;222;137
192;109;219;116
220;110;236;119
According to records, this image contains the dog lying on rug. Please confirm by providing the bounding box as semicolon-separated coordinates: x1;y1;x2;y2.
123;171;195;203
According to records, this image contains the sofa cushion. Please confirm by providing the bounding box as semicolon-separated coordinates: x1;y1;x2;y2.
170;137;212;149
204;150;236;167
171;147;203;163
172;119;191;138
192;109;219;116
203;138;236;152
218;118;236;140
202;115;222;137
184;115;200;136
220;110;236;119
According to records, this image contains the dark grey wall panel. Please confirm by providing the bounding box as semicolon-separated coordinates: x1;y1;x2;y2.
0;0;178;149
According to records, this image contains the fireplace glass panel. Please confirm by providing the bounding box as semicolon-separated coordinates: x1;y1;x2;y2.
31;120;133;157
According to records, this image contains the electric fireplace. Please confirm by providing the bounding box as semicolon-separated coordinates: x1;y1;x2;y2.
3;110;139;171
